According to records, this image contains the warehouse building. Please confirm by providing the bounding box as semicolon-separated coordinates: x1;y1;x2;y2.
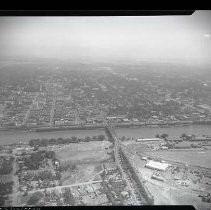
145;160;170;171
136;138;163;143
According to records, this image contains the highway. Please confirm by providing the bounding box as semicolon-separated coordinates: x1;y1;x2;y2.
106;123;140;205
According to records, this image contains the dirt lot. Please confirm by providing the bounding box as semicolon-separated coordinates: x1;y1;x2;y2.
56;141;112;164
145;180;211;210
125;142;211;210
57;141;111;186
61;163;103;185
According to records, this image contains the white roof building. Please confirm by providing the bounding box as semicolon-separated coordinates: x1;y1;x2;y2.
145;160;170;171
136;138;163;142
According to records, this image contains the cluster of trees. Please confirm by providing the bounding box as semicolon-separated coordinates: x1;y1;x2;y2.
155;133;169;139
58;162;76;173
0;182;13;196
108;179;126;204
62;187;75;206
21;170;60;182
0;196;6;206
120;136;131;141
23;151;45;170
180;133;197;140
101;181;118;205
23;150;55;170
155;133;199;140
27;191;44;206
0;157;14;175
36;170;60;181
29;135;106;147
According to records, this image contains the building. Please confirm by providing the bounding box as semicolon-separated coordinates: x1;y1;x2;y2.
136;138;163;143
145;160;170;171
151;174;165;182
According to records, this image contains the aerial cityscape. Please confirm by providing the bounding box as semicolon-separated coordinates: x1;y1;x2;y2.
0;10;211;210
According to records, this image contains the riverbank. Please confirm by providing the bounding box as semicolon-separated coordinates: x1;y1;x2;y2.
1;120;211;132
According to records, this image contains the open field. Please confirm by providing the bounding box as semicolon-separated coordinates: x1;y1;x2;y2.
142;150;211;169
124;141;211;169
61;163;103;185
145;180;211;210
56;141;112;164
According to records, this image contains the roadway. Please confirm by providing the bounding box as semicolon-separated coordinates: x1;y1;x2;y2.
106;123;140;205
24;180;102;195
50;94;56;126
12;179;103;205
22;92;39;126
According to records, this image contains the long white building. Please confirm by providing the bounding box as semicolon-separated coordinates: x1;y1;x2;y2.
136;138;163;142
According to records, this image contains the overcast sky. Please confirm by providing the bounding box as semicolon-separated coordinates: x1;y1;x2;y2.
0;10;211;65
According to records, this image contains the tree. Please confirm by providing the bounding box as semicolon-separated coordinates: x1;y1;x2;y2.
45;151;55;159
56;171;61;180
180;133;187;139
85;136;91;142
29;139;39;147
71;164;76;171
39;171;53;181
160;133;168;139
155;134;160;138
93;136;97;141
40;139;48;146
27;192;43;205
71;136;78;142
98;135;105;141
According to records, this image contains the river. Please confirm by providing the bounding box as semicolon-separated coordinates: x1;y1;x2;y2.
0;129;105;145
0;125;211;145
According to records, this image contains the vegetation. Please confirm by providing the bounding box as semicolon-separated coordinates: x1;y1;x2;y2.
0;196;6;206
0;182;13;196
0;156;14;175
58;162;76;172
22;150;55;170
155;134;160;138
62;187;75;206
180;133;187;139
23;151;46;170
27;191;44;206
160;133;169;139
29;135;106;147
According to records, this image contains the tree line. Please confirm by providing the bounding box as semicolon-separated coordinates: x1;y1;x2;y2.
29;135;106;147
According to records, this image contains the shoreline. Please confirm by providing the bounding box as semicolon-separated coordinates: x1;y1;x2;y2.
0;120;211;132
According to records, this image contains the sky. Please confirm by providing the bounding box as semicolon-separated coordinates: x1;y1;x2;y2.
0;10;211;65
